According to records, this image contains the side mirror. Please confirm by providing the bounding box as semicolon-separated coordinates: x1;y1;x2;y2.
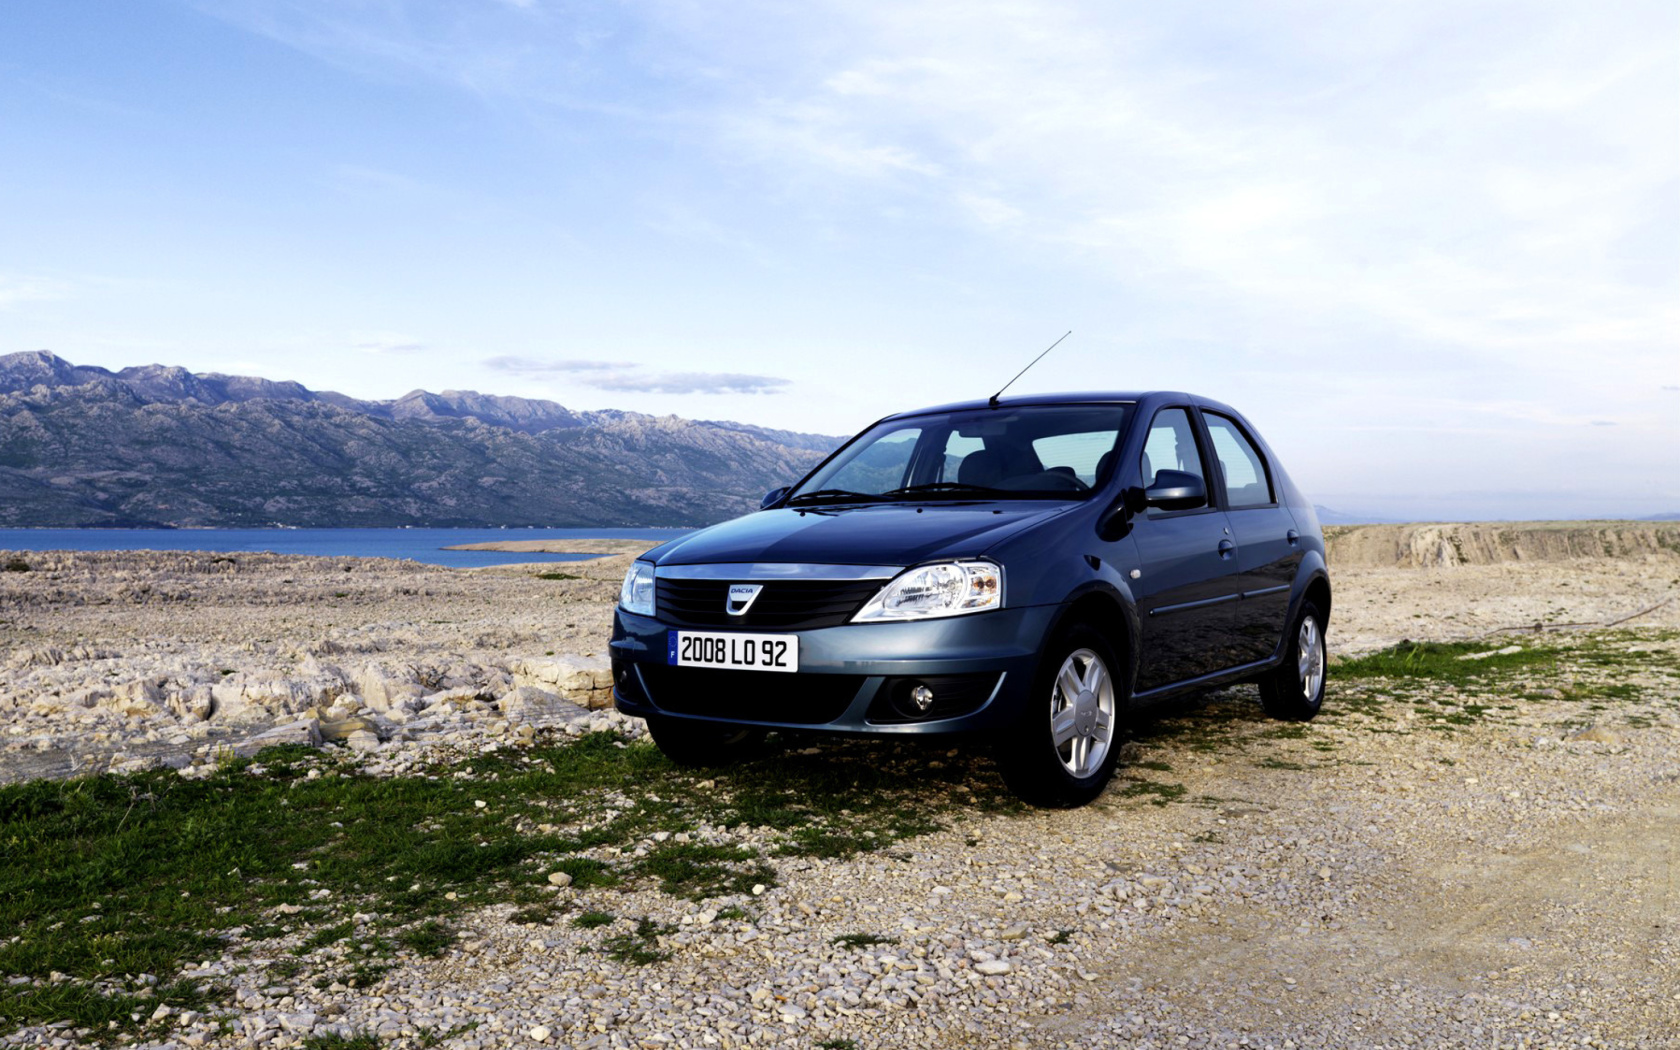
760;486;790;510
1144;470;1206;512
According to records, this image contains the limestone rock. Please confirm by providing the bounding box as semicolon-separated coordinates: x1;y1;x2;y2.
234;718;322;756
501;685;591;727
508;655;613;709
1568;726;1625;746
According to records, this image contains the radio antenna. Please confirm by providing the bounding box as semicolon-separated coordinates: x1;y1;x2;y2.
989;330;1071;407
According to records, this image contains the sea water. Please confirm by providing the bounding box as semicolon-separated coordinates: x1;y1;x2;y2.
0;527;689;568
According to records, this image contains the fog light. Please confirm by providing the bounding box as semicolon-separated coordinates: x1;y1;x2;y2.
909;684;935;712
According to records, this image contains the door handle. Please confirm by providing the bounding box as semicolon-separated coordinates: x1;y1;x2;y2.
1286;529;1300;546
1217;539;1236;558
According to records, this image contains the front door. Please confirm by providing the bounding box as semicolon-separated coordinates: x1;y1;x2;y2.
1129;407;1243;691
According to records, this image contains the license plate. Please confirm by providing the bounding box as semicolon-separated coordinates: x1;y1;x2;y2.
668;630;799;673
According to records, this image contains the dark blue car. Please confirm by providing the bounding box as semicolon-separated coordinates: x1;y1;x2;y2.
611;392;1331;807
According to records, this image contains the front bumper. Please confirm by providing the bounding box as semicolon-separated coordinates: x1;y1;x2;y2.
609;605;1058;734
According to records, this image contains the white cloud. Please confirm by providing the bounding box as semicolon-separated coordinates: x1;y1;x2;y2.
0;274;69;310
354;333;427;355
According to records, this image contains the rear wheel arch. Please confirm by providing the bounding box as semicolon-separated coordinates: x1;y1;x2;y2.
1302;574;1332;627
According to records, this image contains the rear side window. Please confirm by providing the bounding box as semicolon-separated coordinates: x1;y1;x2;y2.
1140;407;1207;488
1204;413;1273;508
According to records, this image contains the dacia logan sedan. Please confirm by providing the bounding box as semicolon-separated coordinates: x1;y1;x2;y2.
611;392;1331;807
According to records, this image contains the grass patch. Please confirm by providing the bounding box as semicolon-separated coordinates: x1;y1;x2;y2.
0;731;1020;1039
1114;778;1187;806
570;910;615;930
395;920;453;958
1336;640;1550;684
637;842;774;900
2;558;30;573
600;918;673;966
302;1034;381;1050
830;932;898;950
295;921;354;956
818;1040;860;1050
534;572;582;581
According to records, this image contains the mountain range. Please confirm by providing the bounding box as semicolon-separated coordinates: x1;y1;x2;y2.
0;351;841;528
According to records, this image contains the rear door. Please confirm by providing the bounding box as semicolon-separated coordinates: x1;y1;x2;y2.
1201;410;1301;665
1130;406;1244;691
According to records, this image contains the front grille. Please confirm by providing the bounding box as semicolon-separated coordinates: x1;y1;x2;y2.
638;665;863;724
655;578;883;630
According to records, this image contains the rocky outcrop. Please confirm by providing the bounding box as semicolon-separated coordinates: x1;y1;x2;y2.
1324;522;1680;569
0;550;631;781
0;351;840;527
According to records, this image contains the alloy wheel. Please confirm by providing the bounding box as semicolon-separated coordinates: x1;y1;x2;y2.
1049;647;1115;777
1298;617;1324;701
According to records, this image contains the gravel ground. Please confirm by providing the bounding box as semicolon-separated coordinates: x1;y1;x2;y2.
3;547;1678;1049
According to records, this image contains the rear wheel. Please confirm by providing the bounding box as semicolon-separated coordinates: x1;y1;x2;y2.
1259;601;1327;721
996;623;1124;808
644;714;768;766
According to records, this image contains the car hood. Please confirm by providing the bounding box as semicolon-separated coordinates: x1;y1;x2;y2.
649;502;1080;568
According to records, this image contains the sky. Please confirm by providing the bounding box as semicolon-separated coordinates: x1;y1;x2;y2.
1;0;1676;520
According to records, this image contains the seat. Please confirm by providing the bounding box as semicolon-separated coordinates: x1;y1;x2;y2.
958;449;1007;487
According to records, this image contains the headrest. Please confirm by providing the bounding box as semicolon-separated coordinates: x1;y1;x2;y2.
958;449;1007;487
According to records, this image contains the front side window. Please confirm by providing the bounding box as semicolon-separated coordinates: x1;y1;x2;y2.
1204;413;1273;508
790;404;1131;504
1140;407;1208;492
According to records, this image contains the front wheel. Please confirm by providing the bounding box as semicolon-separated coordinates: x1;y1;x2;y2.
644;715;768;767
1259;601;1327;721
995;624;1124;808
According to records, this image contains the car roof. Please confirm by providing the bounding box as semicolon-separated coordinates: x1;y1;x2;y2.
879;390;1235;422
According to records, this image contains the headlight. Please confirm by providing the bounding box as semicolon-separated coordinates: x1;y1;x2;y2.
619;561;656;616
852;560;1003;622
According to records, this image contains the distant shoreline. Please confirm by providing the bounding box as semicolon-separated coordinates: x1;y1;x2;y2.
0;526;686;569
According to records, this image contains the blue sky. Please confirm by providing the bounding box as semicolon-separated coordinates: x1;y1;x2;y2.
1;1;1676;519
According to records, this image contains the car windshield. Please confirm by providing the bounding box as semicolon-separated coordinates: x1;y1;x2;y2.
789;403;1133;503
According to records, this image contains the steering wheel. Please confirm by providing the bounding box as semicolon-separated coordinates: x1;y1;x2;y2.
1039;468;1089;492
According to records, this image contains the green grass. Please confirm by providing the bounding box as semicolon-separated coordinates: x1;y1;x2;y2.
395;920;454;958
600;918;673;965
534;572;582;581
818;1040;860;1050
830;932;898;950
0;731;1019;1039
302;1034;381;1050
570;910;615;930
1335;640;1551;683
1114;777;1187;806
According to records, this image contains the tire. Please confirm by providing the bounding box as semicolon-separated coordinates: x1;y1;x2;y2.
1259;600;1327;721
995;623;1124;808
644;715;769;767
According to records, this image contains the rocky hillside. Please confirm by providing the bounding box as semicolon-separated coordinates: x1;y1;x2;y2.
0;351;841;527
1324;521;1680;568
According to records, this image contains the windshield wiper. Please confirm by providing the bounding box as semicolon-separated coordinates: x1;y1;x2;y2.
882;482;1006;498
785;488;894;505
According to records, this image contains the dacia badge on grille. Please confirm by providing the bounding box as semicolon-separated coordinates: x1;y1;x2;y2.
726;583;763;616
